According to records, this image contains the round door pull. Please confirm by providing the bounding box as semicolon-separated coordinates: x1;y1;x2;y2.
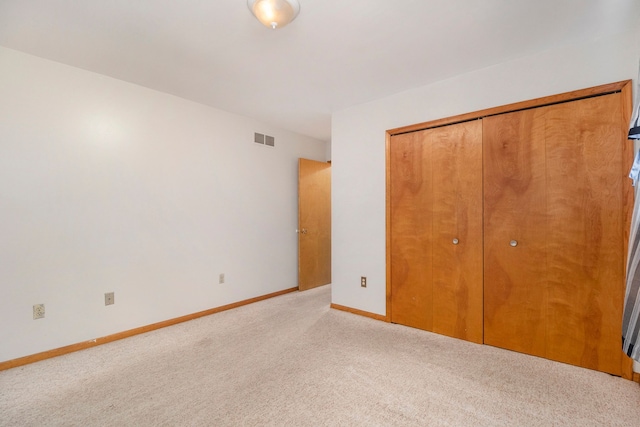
301;229;308;234
510;240;518;247
452;238;459;245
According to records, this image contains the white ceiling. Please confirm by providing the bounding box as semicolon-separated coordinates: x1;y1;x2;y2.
0;0;638;142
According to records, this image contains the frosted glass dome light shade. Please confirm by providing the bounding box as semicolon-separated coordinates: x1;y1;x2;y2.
248;0;300;29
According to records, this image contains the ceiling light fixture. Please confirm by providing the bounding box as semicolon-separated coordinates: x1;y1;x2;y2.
247;0;300;30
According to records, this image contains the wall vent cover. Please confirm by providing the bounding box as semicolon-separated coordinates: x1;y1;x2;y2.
254;132;275;147
265;135;275;147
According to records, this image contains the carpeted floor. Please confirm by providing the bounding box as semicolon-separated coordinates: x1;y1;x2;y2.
1;285;639;426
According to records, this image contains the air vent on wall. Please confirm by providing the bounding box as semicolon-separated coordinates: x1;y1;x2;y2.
254;132;275;147
265;135;275;147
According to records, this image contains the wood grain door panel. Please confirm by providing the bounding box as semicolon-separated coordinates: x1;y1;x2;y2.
483;110;547;358
432;120;484;344
298;158;331;291
390;131;433;330
484;93;626;373
545;94;624;375
391;122;483;339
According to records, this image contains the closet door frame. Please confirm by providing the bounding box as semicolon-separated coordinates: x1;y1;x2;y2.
385;80;634;379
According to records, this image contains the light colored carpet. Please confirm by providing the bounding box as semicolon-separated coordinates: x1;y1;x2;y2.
1;285;639;426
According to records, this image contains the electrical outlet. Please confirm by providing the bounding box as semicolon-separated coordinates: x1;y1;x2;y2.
361;276;367;288
219;273;225;284
33;304;45;320
105;292;115;306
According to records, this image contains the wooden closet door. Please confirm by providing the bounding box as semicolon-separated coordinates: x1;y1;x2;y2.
390;130;433;330
390;122;483;340
483;109;548;358
431;120;484;343
484;93;626;375
545;93;624;375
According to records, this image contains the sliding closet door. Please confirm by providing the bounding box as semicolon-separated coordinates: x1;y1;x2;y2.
390;130;433;330
483;109;548;358
545;93;624;375
431;120;483;344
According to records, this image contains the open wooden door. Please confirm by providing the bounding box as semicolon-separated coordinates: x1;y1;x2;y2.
298;158;331;291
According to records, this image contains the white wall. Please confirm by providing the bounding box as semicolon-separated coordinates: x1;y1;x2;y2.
0;47;327;362
332;29;640;315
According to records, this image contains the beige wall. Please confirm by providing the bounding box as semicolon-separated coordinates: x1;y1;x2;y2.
0;47;327;362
